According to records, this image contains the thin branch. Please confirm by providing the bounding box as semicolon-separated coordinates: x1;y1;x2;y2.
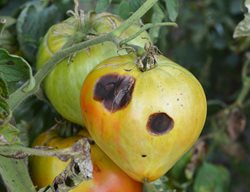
120;22;177;46
0;138;86;159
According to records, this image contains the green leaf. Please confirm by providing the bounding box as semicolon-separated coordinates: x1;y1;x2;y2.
149;4;165;43
0;77;8;99
117;0;144;19
165;0;179;21
16;121;29;146
0;124;35;192
0;157;36;192
193;162;230;192
0;98;10;125
95;0;111;13
0;17;16;52
233;0;250;38
118;0;130;19
0;123;20;145
16;1;72;62
0;48;34;93
129;0;145;11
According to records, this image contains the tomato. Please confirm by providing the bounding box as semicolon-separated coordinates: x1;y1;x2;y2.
80;54;207;182
29;129;143;192
36;12;151;125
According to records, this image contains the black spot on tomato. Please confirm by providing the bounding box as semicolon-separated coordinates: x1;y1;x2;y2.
94;73;135;112
53;183;58;190
141;154;147;158
147;112;174;135
124;68;132;72
73;163;80;175
65;176;74;187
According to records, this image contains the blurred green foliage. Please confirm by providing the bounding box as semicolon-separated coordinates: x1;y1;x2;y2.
0;0;249;192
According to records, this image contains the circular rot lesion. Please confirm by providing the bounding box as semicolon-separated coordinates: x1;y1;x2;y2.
93;73;135;112
147;112;174;135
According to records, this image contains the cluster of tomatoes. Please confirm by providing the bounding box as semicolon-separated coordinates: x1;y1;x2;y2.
30;12;207;191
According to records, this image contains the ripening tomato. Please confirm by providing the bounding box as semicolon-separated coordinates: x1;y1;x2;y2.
36;12;151;125
80;54;207;182
29;129;143;192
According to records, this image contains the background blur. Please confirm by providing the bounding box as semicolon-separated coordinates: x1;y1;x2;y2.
0;0;249;191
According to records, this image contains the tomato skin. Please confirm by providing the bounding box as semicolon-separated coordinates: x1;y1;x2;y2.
29;130;143;192
36;12;151;126
80;54;207;182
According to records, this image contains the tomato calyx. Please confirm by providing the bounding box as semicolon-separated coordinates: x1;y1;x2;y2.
65;2;102;49
136;43;159;72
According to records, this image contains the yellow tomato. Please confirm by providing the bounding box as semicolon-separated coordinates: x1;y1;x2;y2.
80;54;207;182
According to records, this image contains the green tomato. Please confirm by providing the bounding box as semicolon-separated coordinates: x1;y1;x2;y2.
36;12;151;125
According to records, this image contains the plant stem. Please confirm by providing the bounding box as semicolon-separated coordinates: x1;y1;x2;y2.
0;144;77;158
113;0;158;36
120;22;177;45
8;0;159;111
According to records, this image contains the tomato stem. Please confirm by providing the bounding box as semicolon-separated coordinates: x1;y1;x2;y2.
0;138;88;158
112;0;158;37
120;22;177;46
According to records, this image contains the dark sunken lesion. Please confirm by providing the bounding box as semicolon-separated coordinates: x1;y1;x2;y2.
147;112;174;135
94;73;135;112
65;176;74;187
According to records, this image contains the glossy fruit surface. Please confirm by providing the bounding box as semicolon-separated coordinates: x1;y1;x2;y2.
36;12;151;125
80;54;207;182
29;130;142;192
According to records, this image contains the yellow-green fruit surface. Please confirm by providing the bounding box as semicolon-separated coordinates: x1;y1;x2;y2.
80;54;207;182
29;130;143;192
36;12;151;125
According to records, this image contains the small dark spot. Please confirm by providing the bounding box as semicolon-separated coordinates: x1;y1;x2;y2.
124;68;132;72
141;154;147;158
73;163;80;175
53;183;58;190
177;98;180;101
88;138;95;145
6;61;14;65
147;112;174;135
194;148;199;155
94;73;135;112
65;176;74;187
